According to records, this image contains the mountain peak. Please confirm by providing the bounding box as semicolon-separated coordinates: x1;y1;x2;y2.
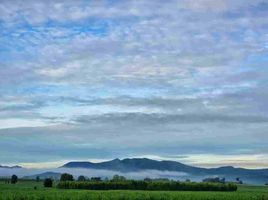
61;157;196;173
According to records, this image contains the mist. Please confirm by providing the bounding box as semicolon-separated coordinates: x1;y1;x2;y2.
0;167;192;181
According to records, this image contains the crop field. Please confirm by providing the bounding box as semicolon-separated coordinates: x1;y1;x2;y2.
0;180;267;200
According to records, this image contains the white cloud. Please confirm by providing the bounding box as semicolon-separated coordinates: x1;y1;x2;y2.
0;0;268;167
0;119;54;129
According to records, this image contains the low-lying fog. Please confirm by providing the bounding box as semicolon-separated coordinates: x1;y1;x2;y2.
0;167;196;181
1;168;263;184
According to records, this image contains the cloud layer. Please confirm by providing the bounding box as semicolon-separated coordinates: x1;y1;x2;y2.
0;0;268;168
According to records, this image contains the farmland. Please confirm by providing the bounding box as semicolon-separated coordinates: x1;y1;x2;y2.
0;180;267;200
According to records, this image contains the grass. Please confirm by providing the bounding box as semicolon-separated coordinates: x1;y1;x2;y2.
0;180;267;200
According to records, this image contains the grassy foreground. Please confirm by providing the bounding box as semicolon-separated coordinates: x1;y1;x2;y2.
0;181;267;200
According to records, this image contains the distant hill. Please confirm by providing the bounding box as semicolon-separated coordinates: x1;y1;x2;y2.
62;158;268;184
62;158;205;173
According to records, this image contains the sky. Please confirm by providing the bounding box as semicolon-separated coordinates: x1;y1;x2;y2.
0;0;268;169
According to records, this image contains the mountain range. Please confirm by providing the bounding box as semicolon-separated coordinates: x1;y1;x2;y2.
61;158;268;184
1;158;268;184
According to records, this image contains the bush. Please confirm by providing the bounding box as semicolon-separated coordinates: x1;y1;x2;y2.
91;177;101;181
10;175;18;184
78;175;86;181
112;175;126;182
44;178;53;187
60;173;74;182
57;180;237;192
203;177;225;183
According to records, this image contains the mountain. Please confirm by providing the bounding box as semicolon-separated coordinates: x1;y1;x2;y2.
0;165;22;169
62;158;206;173
62;158;268;184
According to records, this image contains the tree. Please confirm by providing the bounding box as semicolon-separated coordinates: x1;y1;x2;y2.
203;177;225;183
221;177;225;183
36;176;40;182
112;174;126;181
60;173;74;181
236;177;243;184
91;177;101;181
144;177;152;182
11;175;18;184
44;178;53;187
78;175;86;181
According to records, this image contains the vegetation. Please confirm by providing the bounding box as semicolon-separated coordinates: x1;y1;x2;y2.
10;175;18;184
60;173;74;182
90;177;101;181
0;180;268;200
203;177;225;183
112;174;127;181
57;180;237;191
44;178;53;188
77;175;86;181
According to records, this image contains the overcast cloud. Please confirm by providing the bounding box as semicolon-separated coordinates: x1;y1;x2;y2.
0;0;268;168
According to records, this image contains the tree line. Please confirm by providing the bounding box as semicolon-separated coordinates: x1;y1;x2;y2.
57;173;237;192
3;173;238;191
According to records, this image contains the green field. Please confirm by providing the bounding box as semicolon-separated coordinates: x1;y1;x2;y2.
0;181;267;200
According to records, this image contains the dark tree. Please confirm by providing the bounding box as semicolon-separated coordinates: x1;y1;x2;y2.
78;175;86;181
36;176;40;182
221;177;226;183
11;175;18;184
203;177;225;183
57;179;238;191
144;177;152;182
91;177;101;181
104;177;109;181
112;174;126;181
60;173;74;181
44;178;53;187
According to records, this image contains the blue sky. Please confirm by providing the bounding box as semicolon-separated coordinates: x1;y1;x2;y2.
0;0;268;168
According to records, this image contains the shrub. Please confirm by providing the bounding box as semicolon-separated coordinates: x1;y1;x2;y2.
44;178;53;187
91;177;101;181
10;175;18;184
203;177;225;183
112;175;126;182
78;175;86;181
60;173;74;182
57;180;237;192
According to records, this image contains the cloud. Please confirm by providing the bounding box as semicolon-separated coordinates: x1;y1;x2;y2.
0;167;189;180
0;0;268;167
0;1;266;24
0;119;53;129
75;113;268;124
